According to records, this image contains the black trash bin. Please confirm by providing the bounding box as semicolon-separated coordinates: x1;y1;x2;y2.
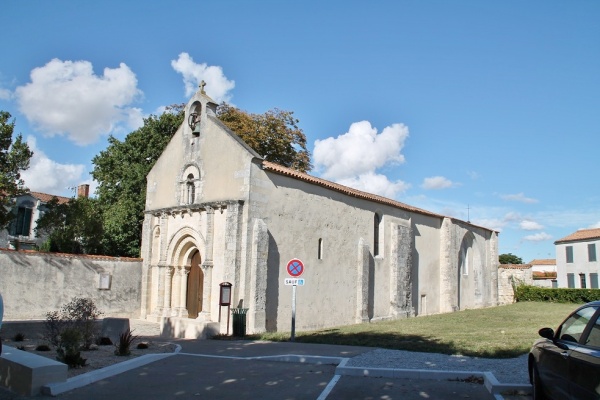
231;308;249;337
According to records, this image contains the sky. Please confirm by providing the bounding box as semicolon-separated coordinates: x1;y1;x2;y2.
1;1;599;263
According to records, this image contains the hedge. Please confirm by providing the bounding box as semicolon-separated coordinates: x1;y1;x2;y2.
514;284;600;303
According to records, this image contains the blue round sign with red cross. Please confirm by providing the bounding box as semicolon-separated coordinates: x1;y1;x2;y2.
286;259;304;277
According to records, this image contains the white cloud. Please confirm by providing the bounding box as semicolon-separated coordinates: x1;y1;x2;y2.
0;88;11;100
471;218;507;232
337;172;411;199
20;136;86;194
421;176;458;190
467;170;480;180
520;220;544;230
314;121;408;180
523;232;553;242
501;192;538;204
171;53;235;103
313;121;410;198
589;221;600;229
14;59;142;145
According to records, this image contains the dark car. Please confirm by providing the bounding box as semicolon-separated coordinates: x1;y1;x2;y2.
529;301;600;400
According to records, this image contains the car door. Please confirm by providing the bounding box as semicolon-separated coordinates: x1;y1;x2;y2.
568;308;600;400
540;305;599;400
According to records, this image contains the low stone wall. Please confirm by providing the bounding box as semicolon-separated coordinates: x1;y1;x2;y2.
0;249;142;320
498;264;533;305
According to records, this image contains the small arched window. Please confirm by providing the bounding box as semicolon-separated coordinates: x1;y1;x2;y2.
186;174;195;204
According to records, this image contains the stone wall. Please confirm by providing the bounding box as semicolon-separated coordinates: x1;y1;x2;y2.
498;264;533;305
0;249;142;320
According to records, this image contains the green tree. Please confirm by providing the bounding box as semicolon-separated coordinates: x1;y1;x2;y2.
499;253;524;264
0;111;33;228
217;103;312;172
36;197;104;254
91;105;184;257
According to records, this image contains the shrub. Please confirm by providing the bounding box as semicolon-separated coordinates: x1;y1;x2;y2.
13;333;25;342
136;342;149;349
115;329;138;356
36;344;51;351
56;327;87;368
514;284;600;303
60;297;103;350
44;297;103;351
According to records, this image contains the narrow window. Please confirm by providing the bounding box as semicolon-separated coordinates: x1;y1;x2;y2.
580;274;587;289
373;213;381;257
186;174;195;204
552;280;558;289
588;243;597;262
318;238;323;260
11;207;32;236
567;273;575;288
566;246;574;263
590;273;599;289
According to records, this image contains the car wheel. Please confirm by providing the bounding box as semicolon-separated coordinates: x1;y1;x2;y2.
531;364;547;400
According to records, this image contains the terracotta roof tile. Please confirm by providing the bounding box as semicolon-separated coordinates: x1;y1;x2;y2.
555;228;600;244
261;161;495;231
529;259;556;265
29;191;71;205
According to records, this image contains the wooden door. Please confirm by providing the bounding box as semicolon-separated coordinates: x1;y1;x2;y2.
186;251;204;318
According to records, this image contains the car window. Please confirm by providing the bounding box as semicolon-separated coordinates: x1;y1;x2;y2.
584;313;600;348
557;306;599;343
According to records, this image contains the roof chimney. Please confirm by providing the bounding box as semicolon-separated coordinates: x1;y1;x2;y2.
77;184;90;199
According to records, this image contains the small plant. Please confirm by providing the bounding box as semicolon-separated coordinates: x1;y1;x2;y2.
44;297;104;352
13;333;25;342
114;329;138;356
36;344;51;351
56;327;87;368
17;345;26;351
136;342;149;349
97;337;113;346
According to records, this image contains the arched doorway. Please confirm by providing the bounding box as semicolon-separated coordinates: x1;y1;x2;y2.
187;251;204;318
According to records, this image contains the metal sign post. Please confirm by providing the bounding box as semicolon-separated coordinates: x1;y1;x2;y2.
291;284;297;342
285;259;305;342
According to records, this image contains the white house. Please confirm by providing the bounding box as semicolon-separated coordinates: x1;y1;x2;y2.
555;228;600;289
1;185;88;250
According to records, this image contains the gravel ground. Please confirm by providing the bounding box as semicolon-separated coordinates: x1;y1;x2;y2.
346;348;530;384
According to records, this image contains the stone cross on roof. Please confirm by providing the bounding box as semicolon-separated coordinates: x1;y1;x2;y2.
199;80;206;94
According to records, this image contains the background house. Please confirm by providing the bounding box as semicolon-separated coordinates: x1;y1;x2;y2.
529;259;557;288
555;228;600;289
0;185;89;250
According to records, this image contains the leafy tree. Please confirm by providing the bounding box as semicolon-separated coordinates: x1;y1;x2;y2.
36;196;104;254
0;111;33;228
91;105;184;257
499;253;524;264
217;103;312;172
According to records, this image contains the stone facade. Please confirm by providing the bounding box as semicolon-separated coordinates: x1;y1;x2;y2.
497;264;533;305
140;87;500;337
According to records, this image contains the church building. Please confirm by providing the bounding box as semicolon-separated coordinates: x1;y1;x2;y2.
140;85;499;338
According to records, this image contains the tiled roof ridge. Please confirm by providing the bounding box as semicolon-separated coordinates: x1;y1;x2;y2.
555;228;600;244
0;248;141;262
261;161;495;231
529;258;556;265
29;191;71;204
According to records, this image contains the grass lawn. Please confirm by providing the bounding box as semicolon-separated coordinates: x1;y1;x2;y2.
251;302;579;358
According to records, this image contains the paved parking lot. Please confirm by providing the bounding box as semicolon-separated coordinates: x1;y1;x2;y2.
0;340;505;399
